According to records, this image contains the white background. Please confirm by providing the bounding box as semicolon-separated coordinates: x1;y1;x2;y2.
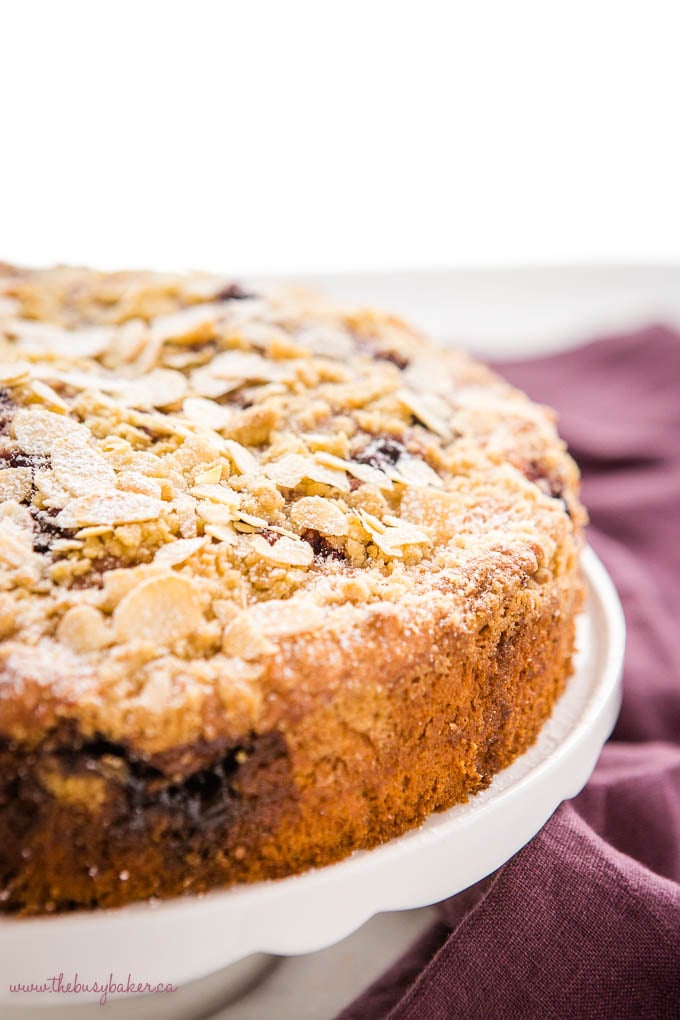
2;0;680;275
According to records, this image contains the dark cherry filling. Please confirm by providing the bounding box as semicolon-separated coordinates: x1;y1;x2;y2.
354;436;407;470
301;528;346;561
0;443;133;566
56;732;287;834
220;389;252;409
354;336;410;370
523;461;572;518
372;348;410;370
0;731;287;909
28;507;73;554
0;390;14;435
214;283;256;302
0;447;50;471
0;447;70;550
124;752;243;833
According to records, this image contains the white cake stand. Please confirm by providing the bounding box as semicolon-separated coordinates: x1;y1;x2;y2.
0;546;624;1018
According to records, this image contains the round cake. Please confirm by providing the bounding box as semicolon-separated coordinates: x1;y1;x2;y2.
0;264;585;914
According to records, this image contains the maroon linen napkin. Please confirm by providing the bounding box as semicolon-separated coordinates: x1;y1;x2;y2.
339;326;680;1020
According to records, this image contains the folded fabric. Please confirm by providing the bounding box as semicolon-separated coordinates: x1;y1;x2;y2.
339;326;680;1020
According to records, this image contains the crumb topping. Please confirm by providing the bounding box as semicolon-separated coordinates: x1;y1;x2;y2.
0;264;584;753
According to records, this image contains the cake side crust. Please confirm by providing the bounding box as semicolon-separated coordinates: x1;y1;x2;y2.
0;567;582;914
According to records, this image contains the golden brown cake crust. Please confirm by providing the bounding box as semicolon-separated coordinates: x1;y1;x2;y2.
0;264;585;913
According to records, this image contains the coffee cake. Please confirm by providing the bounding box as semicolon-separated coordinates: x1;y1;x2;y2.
0;264;585;913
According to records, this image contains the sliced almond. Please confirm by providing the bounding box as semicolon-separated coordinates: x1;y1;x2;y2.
209;350;286;383
128;407;190;437
0;467;32;503
398;487;463;543
50;538;84;553
266;524;301;540
5;318;65;345
355;507;387;534
189;483;240;507
296;325;354;359
403;355;455;395
388;455;443;489
250;534;314;567
237;511;268;528
117;471;164;499
383;514;432;538
232;321;294;351
32;366;111;394
263;453;350;492
5;319;113;358
211;599;241;625
57;605;113;653
223;439;259;475
374;520;431;558
216;658;264;713
0;296;21;319
196;501;237;526
348;461;394;489
194;464;223;485
75;525;115;539
130;332;163;373
113;573;204;645
183;397;234;432
371;529;429;558
222;611;277;659
56;491;165;528
0;360;30;385
204;523;237;544
33;469;70;507
150;304;221;345
123;368;188;409
0;513;35;568
396;389;453;441
249;597;325;636
315;451;394;491
355;509;431;559
65;326;115;359
154;536;208;567
112;318;149;363
51;436;116;497
28;379;69;411
190;365;242;399
100;564;159;608
290;496;348;536
12;408;90;455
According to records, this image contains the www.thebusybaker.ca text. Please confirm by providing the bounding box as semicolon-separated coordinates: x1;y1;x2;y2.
9;971;177;1006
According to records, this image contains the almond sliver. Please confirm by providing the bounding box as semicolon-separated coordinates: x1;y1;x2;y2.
56;492;165;528
12;408;90;456
290;496;348;536
250;597;325;636
154;536;208;567
51;436;116;497
113;573;204;645
250;534;314;567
